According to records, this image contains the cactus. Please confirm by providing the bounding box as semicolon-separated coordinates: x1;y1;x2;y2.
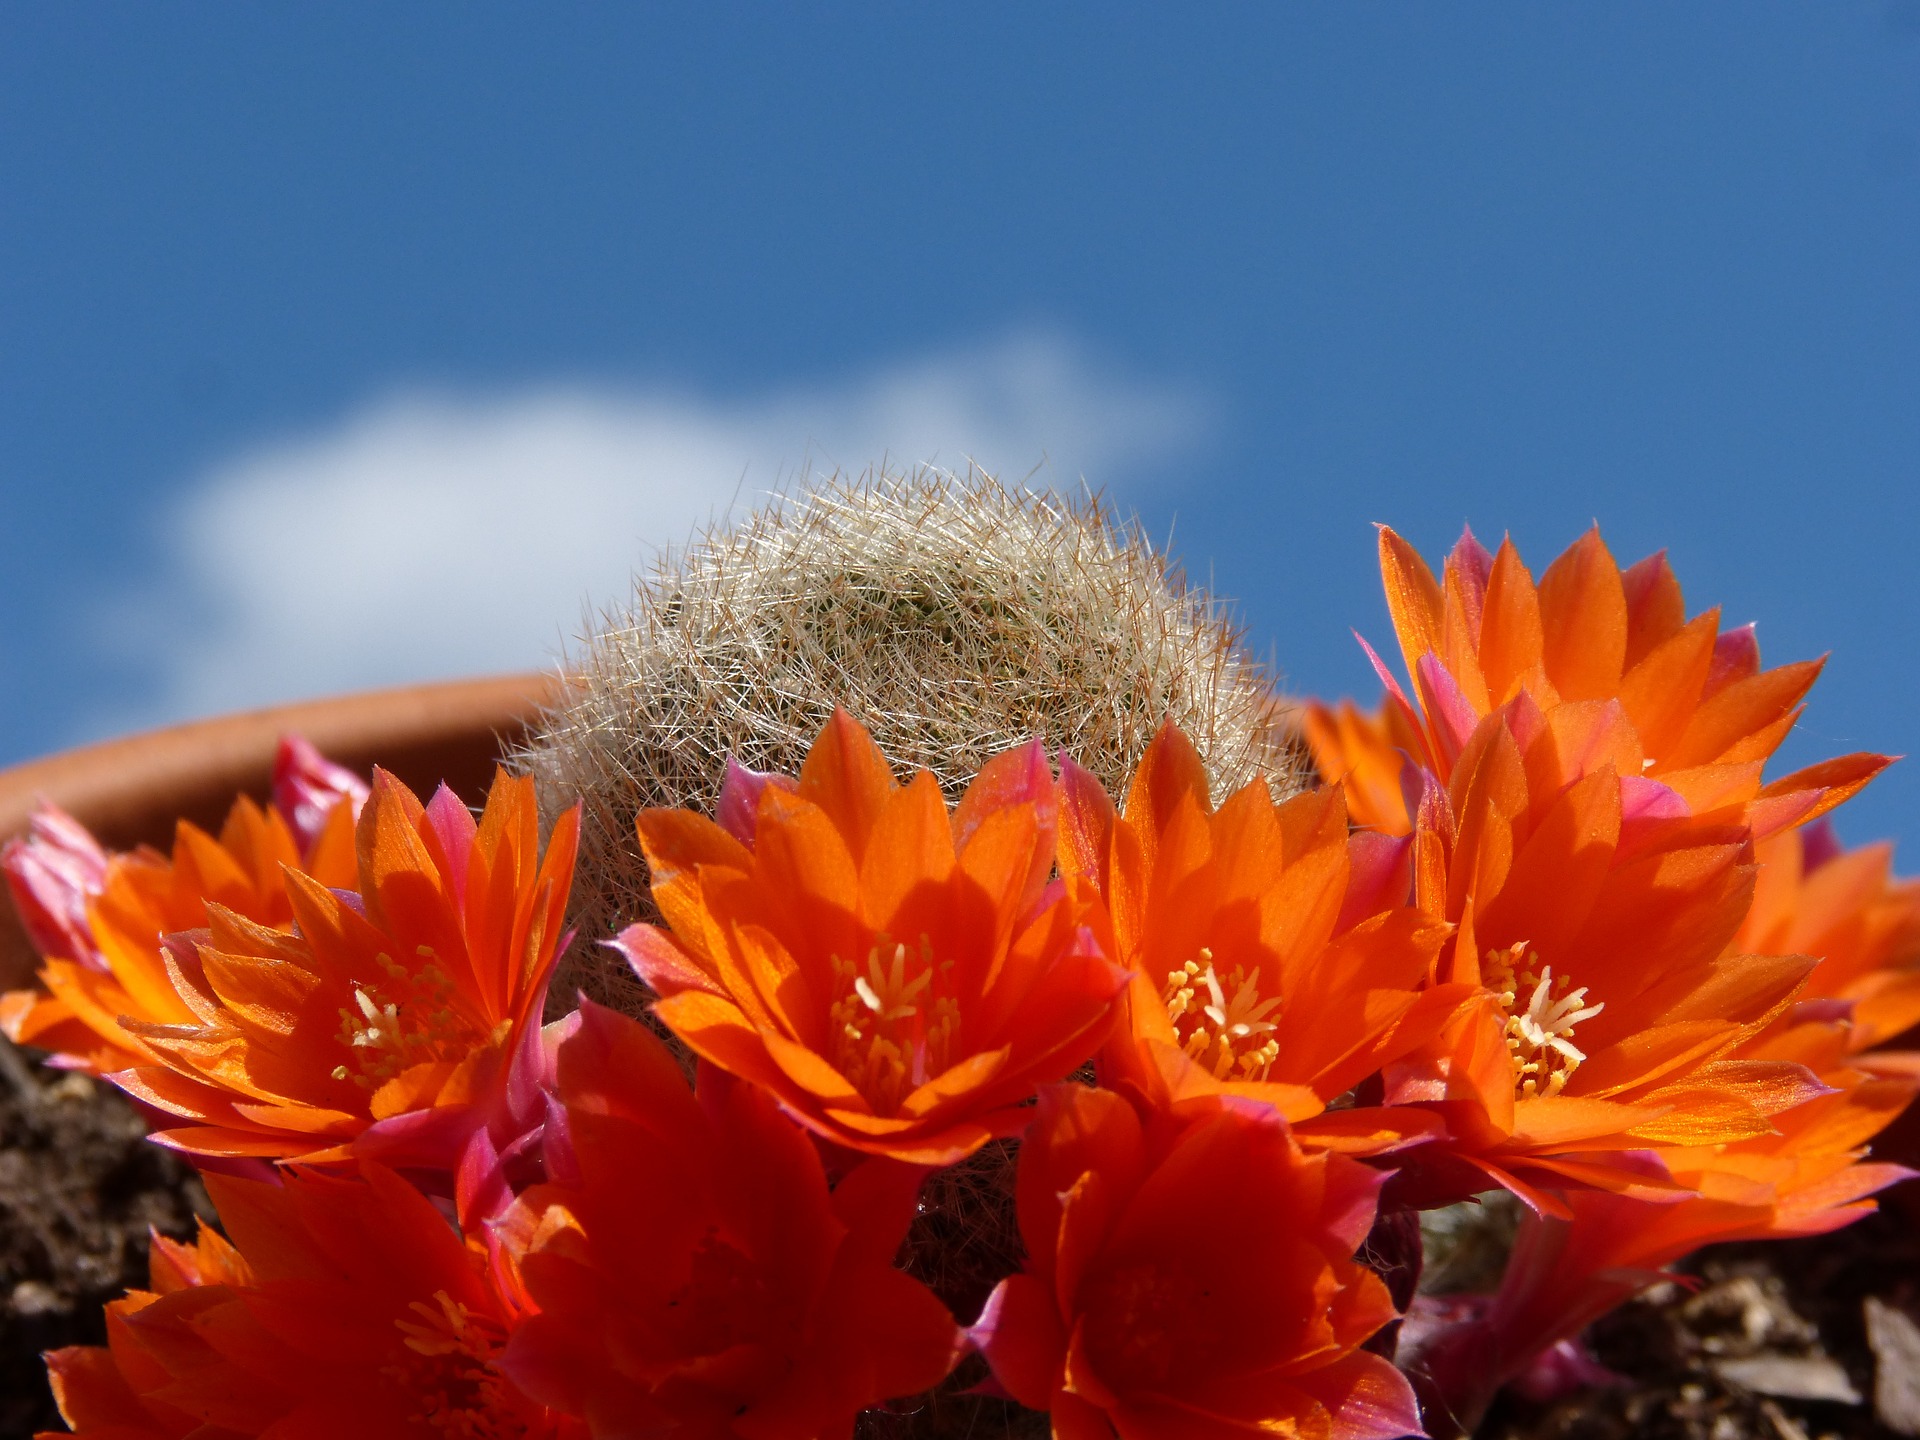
515;464;1300;1015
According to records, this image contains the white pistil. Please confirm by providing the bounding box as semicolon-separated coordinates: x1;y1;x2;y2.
1488;946;1605;1099
855;943;930;1021
1513;966;1605;1066
349;986;401;1048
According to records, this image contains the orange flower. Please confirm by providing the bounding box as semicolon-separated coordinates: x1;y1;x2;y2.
1300;699;1420;837
613;709;1129;1165
1;736;364;1076
1666;1025;1916;1237
1308;526;1887;837
496;1002;962;1439
1738;820;1920;1055
1406;1052;1915;1431
1384;696;1827;1210
110;767;580;1168
1407;914;1920;1427
41;1163;576;1439
1058;721;1463;1153
971;1083;1420;1440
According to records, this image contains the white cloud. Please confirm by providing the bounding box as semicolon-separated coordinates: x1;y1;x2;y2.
89;333;1209;732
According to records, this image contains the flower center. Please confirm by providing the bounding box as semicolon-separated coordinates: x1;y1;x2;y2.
827;935;959;1114
1483;943;1605;1099
331;947;486;1090
387;1289;544;1438
1078;1259;1188;1388
1160;947;1282;1082
668;1227;776;1356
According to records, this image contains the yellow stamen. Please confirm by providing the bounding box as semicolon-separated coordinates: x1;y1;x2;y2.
384;1288;533;1438
331;955;479;1092
827;935;956;1114
1483;943;1605;1099
1159;947;1282;1082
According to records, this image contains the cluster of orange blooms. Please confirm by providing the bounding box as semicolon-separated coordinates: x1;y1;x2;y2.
6;529;1918;1439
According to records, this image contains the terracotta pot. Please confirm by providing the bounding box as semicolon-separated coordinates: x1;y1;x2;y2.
0;673;563;991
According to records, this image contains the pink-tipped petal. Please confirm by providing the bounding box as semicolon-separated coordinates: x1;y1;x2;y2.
356;1099;486;1175
1748;788;1826;842
1800;817;1843;872
1356;630;1414;712
541;1090;580;1185
1057;753;1117;883
503;984;571;1132
955;740;1054;855
716;757;799;849
1319;1151;1392;1253
1415;652;1481;766
955;739;1058;917
1785;996;1855;1027
271;733;369;852
1618;776;1688;823
423;784;479;904
1401;763;1456;849
1356;630;1435;774
1501;688;1550;756
3;803;110;969
1705;623;1761;695
456;1125;510;1233
1339;831;1415;932
1312;1351;1429;1440
607;925;723;998
1451;525;1496;613
1617;776;1690;858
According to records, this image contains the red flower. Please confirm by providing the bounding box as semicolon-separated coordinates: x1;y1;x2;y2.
972;1084;1420;1440
41;1164;575;1439
498;1002;964;1440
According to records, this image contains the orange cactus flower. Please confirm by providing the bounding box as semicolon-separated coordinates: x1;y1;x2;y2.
109;767;580;1168
971;1083;1420;1440
612;709;1129;1165
1406;1054;1915;1432
1058;721;1463;1153
1677;1015;1917;1233
1300;698;1421;837
496;1002;962;1439
1;736;364;1076
41;1163;577;1440
1738;820;1920;1056
1384;696;1828;1210
1308;526;1887;837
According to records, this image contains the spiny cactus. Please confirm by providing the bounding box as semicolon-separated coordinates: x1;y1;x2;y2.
516;464;1301;1015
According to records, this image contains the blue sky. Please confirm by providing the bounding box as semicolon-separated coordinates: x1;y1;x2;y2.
3;6;1917;845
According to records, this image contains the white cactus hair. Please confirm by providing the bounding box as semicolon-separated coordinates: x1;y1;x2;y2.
516;462;1303;1013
